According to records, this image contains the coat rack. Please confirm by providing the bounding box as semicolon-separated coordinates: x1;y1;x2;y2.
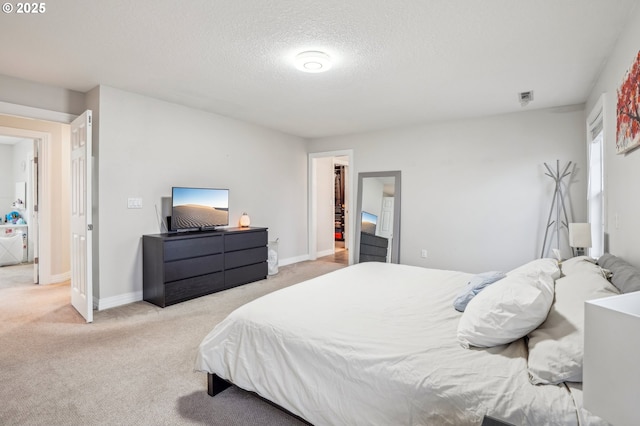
540;160;572;258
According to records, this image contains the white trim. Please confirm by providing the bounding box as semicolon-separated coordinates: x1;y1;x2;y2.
279;254;310;267
0;101;76;124
96;291;143;311
316;249;335;258
44;271;71;284
308;150;355;265
38;134;52;285
586;93;606;257
96;254;313;309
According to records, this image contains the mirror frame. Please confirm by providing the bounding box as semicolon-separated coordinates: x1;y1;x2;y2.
355;170;401;264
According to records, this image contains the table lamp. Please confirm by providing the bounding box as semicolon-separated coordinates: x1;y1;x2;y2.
569;223;591;256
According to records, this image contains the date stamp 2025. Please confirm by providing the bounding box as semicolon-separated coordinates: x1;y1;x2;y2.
2;2;47;14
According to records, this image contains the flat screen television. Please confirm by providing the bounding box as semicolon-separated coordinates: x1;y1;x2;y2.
170;187;229;231
361;211;378;235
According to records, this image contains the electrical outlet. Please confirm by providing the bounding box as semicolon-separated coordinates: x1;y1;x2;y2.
421;249;428;258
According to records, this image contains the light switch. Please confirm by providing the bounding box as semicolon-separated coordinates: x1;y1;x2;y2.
127;197;143;209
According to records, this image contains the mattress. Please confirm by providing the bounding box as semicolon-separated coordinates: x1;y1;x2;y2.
195;262;589;425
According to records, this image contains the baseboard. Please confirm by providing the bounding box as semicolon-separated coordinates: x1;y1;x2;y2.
39;270;71;285
279;254;310;267
316;249;335;258
96;290;143;311
50;271;71;283
93;254;312;310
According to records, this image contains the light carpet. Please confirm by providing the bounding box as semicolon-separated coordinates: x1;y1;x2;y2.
0;259;345;425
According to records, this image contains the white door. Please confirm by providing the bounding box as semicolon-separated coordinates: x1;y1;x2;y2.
31;140;39;284
70;111;93;323
379;196;394;262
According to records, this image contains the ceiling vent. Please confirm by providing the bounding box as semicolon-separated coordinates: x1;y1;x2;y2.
519;91;534;106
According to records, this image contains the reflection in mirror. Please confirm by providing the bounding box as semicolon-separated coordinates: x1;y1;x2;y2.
355;171;401;264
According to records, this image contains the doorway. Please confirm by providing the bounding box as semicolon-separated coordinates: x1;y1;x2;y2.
0;113;72;286
308;150;354;265
0;135;35;280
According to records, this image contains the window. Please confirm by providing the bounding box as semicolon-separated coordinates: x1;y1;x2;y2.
587;97;605;258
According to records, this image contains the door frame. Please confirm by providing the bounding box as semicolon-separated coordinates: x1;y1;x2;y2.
0;103;77;285
0;125;51;283
308;149;354;264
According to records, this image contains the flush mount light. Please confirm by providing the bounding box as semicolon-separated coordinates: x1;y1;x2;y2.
294;51;332;73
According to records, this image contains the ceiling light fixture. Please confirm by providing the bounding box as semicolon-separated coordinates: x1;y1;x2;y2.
295;51;332;73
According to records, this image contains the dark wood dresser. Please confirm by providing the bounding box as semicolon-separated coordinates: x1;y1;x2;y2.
143;227;267;307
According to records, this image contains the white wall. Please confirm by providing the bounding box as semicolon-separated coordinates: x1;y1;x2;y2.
0;74;85;116
585;3;640;267
0;145;12;215
309;107;587;273
361;177;384;222
94;85;309;306
12;140;34;260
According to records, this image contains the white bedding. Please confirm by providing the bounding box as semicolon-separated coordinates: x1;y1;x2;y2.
195;262;584;425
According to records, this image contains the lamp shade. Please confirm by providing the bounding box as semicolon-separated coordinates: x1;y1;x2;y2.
584;292;640;426
239;213;251;227
568;223;592;248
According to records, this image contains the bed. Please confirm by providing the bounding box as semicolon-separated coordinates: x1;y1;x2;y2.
194;256;636;425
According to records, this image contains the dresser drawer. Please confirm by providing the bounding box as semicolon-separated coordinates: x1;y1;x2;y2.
164;235;223;261
225;230;267;252
164;253;223;282
225;246;267;269
225;262;267;288
164;272;225;305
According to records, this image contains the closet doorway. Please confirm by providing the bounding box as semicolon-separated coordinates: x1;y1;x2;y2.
334;161;347;262
308;150;353;265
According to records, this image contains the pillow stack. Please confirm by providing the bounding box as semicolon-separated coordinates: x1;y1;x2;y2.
526;256;618;384
457;259;559;349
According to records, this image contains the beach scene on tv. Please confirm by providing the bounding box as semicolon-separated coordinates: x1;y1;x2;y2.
172;188;229;230
361;211;378;235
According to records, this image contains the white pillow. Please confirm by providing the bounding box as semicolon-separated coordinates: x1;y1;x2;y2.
527;271;619;384
560;256;607;278
508;258;561;280
457;272;555;349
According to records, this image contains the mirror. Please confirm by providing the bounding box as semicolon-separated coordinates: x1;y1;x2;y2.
355;171;401;263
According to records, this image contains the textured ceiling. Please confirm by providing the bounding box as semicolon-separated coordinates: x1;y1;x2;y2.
0;0;636;138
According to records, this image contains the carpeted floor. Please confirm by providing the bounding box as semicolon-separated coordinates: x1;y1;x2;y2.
0;259;346;425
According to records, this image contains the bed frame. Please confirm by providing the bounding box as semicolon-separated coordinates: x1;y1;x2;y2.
207;373;312;424
207;373;232;396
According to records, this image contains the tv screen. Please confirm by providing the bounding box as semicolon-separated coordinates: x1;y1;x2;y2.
171;187;229;231
361;211;377;235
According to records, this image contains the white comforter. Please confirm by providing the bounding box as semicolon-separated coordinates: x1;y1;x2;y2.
195;262;582;425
